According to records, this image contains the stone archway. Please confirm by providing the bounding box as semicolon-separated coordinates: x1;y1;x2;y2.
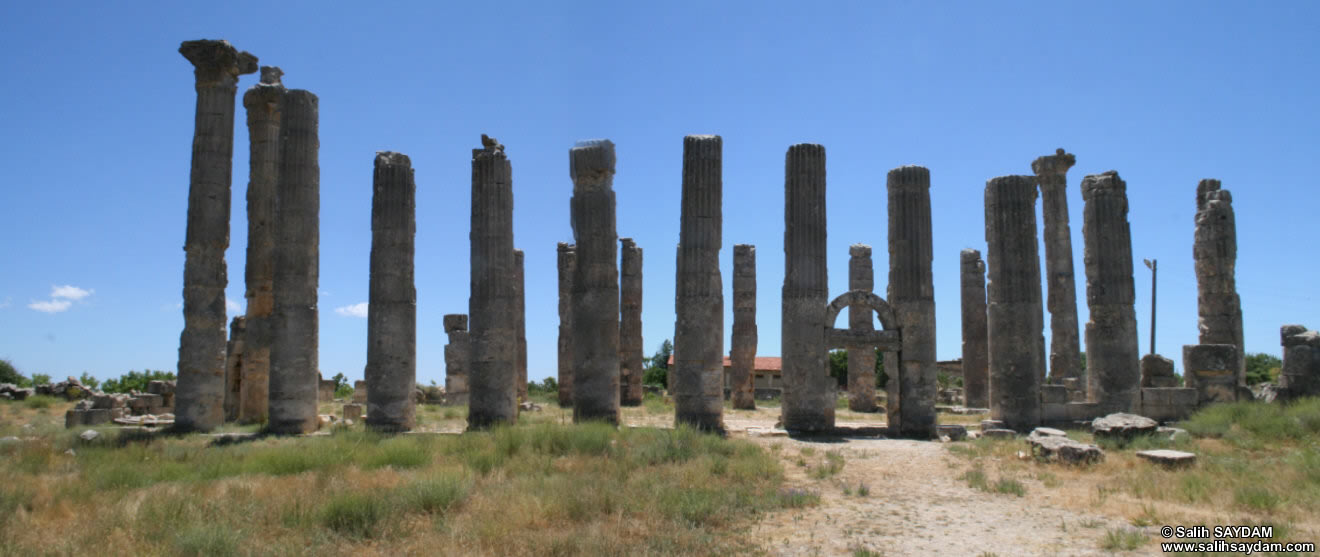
824;290;902;351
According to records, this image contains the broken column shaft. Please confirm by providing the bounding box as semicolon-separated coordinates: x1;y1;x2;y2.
570;140;621;424
468;140;518;429
959;249;989;409
444;314;470;404
984;175;1045;431
1082;171;1141;413
729;244;758;410
887;166;937;438
673;134;725;432
556;243;576;407
1194;179;1245;387
619;238;644;406
365;152;417;432
267;88;320;434
1033;149;1082;387
847;244;877;412
223;316;246;421
175;39;257;432
781;144;832;432
514;248;528;402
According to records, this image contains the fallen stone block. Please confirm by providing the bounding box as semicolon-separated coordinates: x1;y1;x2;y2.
1030;427;1067;438
1091;413;1158;440
982;428;1017;440
936;424;967;441
1027;434;1104;464
342;403;362;422
1136;449;1196;468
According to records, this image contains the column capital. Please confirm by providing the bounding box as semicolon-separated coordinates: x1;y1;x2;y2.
179;39;257;88
1032;148;1076;182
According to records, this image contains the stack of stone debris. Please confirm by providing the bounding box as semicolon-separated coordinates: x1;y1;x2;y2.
64;380;176;428
0;384;35;400
34;376;96;400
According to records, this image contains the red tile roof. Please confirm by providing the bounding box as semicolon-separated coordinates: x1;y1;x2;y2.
666;355;782;372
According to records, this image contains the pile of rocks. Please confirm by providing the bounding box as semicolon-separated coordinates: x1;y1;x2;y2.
65;380;176;428
0;383;35;400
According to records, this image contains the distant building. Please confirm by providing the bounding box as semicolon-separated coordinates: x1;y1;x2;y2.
667;355;784;399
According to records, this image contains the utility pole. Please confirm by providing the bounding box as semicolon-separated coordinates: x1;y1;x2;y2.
1143;259;1157;355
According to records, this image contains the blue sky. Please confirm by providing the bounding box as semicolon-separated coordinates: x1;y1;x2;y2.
1;1;1316;386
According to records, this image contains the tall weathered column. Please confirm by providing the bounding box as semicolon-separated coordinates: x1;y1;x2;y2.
1033;149;1081;387
223;316;246;422
443;314;470;405
782;144;832;432
847;244;877;412
267;88;320;434
619;238;644;406
238;66;283;424
175;39;257;432
887;166;937;438
674;135;725;432
468;138;518;429
1082;171;1141;413
959;249;989;409
984;175;1044;431
569;139;621;424
730;244;758;410
365;152;416;432
556;243;576;407
1194;179;1245;386
514;249;528;402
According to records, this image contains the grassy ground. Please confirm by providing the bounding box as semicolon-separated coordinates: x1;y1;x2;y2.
0;395;811;556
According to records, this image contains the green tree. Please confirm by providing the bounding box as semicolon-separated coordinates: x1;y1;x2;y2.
101;369;177;393
1244;352;1282;385
0;358;29;386
827;349;888;389
642;339;673;387
30;373;51;386
331;372;348;391
78;372;100;390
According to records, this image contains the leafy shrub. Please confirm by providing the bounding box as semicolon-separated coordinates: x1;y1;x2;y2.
320;492;391;539
102;370;176;393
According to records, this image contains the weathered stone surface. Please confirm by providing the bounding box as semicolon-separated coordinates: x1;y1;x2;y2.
318;376;335;402
514;249;528;402
1136;449;1196;468
984;175;1044;432
730;244;758;410
847;244;877;412
1183;344;1240;405
443;314;470;404
1082;171;1141;414
223;316;246;422
937;424;968;441
1280;325;1320;400
1140;387;1198;422
556;243;576;407
238;66;283;425
980;419;1006;430
569;139;620;424
960;249;989;409
1194;179;1244;385
781;144;832;432
619;239;644;406
1030;427;1067;438
352;380;367;404
175;39;257;433
1140;354;1178;388
982;428;1017;439
342;403;363;422
1033;149;1082;388
1156;426;1189;442
673;135;725;432
1091;413;1157;439
468;138;518;429
365;152;417;432
79;430;101;443
267;88;320;435
1027;434;1104;464
1041;384;1069;405
887;165;938;439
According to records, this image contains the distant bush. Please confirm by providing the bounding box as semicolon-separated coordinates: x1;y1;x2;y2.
334;384;353;400
101;370;176;393
1244;352;1282;385
30;373;51;386
0;359;28;386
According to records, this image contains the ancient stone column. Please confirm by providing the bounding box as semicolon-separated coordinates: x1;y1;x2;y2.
887;166;938;438
959;249;989;409
468;138;518;429
1280;325;1320;400
619;238;644;406
175;39;257;432
674;135;725;432
365;152;416;432
847;244;877;412
514;248;528;402
570;139;620;424
1033;149;1081;387
1081;171;1141;413
223;316;246;421
729;244;758;410
782;144;832;432
267;88;320;435
556;243;576;407
238;66;283;424
443;314;470;405
984;175;1044;432
1194;179;1245;386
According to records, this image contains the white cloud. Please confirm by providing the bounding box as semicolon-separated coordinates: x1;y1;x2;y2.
51;285;93;300
227;298;244;314
335;302;369;318
0;297;11;309
29;299;73;313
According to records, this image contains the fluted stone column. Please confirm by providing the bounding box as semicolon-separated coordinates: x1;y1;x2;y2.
514;249;528;402
1194;179;1245;387
468;140;518;429
238;66;283;424
223;316;246;422
984;175;1044;431
365;152;416;432
887;166;937;438
175;39;257;432
782;144;832;432
674;135;725;432
570;140;621;424
959;249;989;409
1033;149;1081;387
730;244;758;410
620;238;644;406
847;244;877;412
267;88;320;434
556;243;576;407
1082;171;1141;413
443;314;470;404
